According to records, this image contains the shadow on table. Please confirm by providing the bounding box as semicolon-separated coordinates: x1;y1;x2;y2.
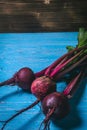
0;89;28;102
18;110;42;130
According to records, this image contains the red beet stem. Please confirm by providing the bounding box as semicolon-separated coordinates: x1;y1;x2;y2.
45;45;87;76
55;55;87;80
0;78;15;87
55;57;68;67
45;54;68;76
63;68;86;98
0;99;40;130
50;50;83;78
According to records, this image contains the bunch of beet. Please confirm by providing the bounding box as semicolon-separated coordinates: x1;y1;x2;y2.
0;67;86;130
0;45;87;130
0;28;87;130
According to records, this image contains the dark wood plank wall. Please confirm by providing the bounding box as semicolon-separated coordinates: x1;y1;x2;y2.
0;0;87;32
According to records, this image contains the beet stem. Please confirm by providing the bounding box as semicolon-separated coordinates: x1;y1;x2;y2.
55;55;87;80
55;57;67;68
63;68;86;98
50;50;83;77
0;99;40;130
45;45;87;76
0;78;15;87
63;72;82;97
45;56;68;76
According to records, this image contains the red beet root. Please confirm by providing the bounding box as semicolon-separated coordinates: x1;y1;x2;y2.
39;92;70;130
0;67;35;91
14;67;35;91
42;92;70;120
31;76;56;99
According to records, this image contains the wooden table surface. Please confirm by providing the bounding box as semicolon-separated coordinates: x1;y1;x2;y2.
0;0;87;32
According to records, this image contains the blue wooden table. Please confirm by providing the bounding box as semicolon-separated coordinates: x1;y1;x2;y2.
0;32;87;130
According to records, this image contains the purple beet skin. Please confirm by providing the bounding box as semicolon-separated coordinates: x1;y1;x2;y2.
0;67;35;91
42;92;70;120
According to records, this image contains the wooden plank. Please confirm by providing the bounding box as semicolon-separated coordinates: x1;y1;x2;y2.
0;0;87;32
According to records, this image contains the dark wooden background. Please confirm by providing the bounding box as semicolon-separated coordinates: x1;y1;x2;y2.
0;0;87;32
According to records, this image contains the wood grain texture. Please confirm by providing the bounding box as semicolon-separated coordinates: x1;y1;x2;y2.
0;0;87;32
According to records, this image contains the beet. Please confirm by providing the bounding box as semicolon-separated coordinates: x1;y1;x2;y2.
31;76;56;99
42;92;70;120
38;92;70;130
14;67;35;91
0;67;35;91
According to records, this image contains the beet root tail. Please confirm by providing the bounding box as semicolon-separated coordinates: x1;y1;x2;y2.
39;107;55;130
0;78;15;87
0;99;40;130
